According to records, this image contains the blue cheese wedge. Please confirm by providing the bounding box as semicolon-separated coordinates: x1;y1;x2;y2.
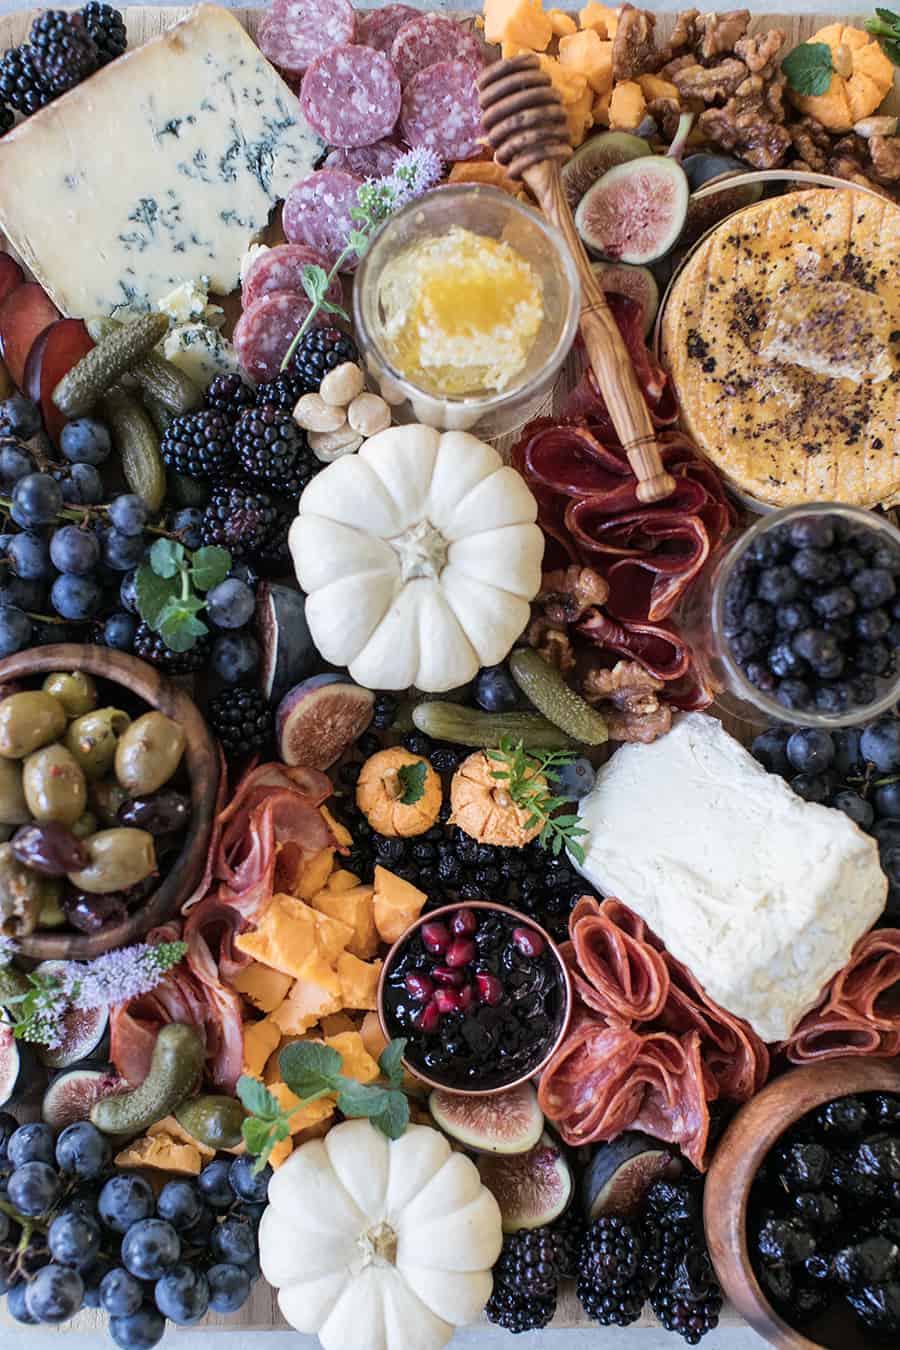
574;713;886;1043
163;323;241;385
0;5;323;317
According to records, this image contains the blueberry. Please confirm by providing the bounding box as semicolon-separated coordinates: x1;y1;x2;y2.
776;600;813;633
154;1263;210;1325
99;1268;144;1317
742;599;775;635
60;418;112;466
776;678;811;710
791;773;829;803
25;1263;83;1323
198;1158;234;1209
210;1216;256;1266
108;1305;166;1350
856;608;891;642
815;684;849;715
748;532;787;565
812;587;857;621
751;728;790;776
98;1174;155;1234
730;629;764;662
48;1209;101;1270
121;1219;180;1280
856;640;891;677
0;605;32;656
9;1122;55;1167
170;507;204;550
207;1262;252;1313
850;674;877;706
49;524;100;576
792;628;838;670
55;1122;110;1179
228;1155;271;1204
103;612;138;651
50;573;102;621
852;567;895;610
108;494;150;538
792;549;839;584
211;632;259;684
768;641;806;678
744;661;776;692
838;547;866;579
789;516;836;550
206;577;255;630
474;664;519;713
861;719;900;773
758;565;801;606
832;789;874;828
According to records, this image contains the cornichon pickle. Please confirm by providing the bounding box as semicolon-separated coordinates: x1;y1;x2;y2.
86;316;202;415
175;1095;245;1150
411;702;575;749
53;312;168;418
100;386;165;511
91;1023;205;1136
508;649;608;745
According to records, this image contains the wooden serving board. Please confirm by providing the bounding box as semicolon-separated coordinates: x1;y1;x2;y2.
0;2;892;1336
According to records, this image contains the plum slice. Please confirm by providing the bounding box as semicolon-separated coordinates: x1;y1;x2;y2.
24;319;94;445
0;283;60;390
0;254;26;309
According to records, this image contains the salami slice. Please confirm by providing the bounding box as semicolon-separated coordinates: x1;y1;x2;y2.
324;139;404;179
400;60;483;161
356;4;418;54
258;0;355;78
234;291;324;383
390;14;484;86
300;45;401;148
282;170;363;271
241;244;343;310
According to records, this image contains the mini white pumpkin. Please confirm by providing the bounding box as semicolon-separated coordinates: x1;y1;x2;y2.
259;1119;503;1350
289;424;544;692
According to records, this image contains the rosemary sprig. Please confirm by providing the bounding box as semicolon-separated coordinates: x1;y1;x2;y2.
487;736;589;864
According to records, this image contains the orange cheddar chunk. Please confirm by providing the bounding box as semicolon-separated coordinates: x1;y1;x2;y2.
230;961;293;1013
146;1116;215;1161
484;0;551;49
235;893;352;978
559;29;613;93
115;1134;203;1174
269;1082;336;1133
326;869;361;893
242;1018;282;1078
295;848;335;900
373;865;427;944
609;79;646;130
294;1118;333;1146
537;53;587;105
320;1011;357;1036
269;975;342;1035
639;73;679;102
337;952;383;1011
309;884;378;961
501;39;531;57
298;949;342;997
548;8;577;36
592;87;612;125
269;1135;294;1168
360;1009;389;1062
320;804;352;848
579;1;617;37
325;1031;380;1083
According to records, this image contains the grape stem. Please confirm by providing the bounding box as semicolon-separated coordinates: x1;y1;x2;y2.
0;495;179;540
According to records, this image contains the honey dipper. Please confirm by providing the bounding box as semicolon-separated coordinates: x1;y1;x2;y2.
478;55;676;504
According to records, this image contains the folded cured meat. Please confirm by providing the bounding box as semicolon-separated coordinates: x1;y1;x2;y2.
783;928;900;1062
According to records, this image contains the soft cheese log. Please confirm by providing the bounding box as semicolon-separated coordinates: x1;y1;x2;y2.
0;6;323;317
574;713;887;1043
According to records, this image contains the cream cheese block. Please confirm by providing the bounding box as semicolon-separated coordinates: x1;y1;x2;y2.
573;713;886;1043
0;5;323;317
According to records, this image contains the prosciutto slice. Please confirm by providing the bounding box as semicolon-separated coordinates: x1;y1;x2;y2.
782;929;900;1062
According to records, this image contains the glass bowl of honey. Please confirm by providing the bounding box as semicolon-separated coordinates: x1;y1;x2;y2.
353;185;580;439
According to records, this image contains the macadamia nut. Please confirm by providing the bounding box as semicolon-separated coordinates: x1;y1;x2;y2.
319;362;365;407
309;425;364;462
293;393;347;433
347;393;391;437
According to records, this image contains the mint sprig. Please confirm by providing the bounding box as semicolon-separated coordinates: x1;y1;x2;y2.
866;8;900;63
397;760;427;806
237;1038;410;1173
782;41;834;95
134;539;231;653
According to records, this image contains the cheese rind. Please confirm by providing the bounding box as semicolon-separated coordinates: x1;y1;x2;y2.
574;713;887;1043
0;5;323;317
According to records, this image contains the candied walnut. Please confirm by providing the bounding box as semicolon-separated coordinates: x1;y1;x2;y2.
832;132;868;163
765;70;787;120
582;660;663;701
672;57;748;103
734;28;785;75
697;9;750;60
659;52;698;81
537;566;611;624
790;117;831;172
667;8;701;53
648;96;683;140
868;136;900;183
606;702;673;743
828;154;895;199
699;102;792;167
526;616;577;675
613;3;659;82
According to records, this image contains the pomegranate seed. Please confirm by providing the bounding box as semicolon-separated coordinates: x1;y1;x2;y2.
416;1000;440;1033
432;965;465;988
476;972;504;1006
450;907;478;936
421;921;451;955
445;937;476;968
405;972;435;1002
458;983;476;1012
512;926;545;958
433;987;462;1015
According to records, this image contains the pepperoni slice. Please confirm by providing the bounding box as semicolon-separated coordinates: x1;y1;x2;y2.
300;44;401;149
400;60;483;161
241;244;343;310
282;170;363;272
324;139;404;180
258;0;355;78
234;291;325;383
390;14;484;86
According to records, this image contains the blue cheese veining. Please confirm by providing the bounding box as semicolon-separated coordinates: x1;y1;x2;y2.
0;5;324;317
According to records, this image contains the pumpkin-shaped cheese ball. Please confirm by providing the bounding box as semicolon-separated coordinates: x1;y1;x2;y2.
788;24;895;132
356;747;442;838
449;751;545;848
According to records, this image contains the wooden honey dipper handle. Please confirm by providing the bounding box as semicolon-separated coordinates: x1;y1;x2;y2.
478;55;675;505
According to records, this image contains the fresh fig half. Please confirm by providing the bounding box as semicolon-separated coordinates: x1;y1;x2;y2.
255;580;317;705
592;262;660;336
276;673;374;769
429;1081;544;1155
477;1131;573;1232
34;960;110;1069
42;1064;127;1131
575;157;689;265
0;1017;44;1109
561;131;651;209
581;1131;681;1220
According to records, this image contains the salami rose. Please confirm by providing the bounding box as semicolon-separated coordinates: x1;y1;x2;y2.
234;290;325;383
257;0;355;77
282;170;363;271
300;44;401;148
241;243;342;310
399;60;483;161
390;14;484;85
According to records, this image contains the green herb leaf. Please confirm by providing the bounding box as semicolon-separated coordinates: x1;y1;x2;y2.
782;41;834;95
242;1116;274;1155
335;1080;390;1117
875;7;900;23
301;263;329;307
378;1038;407;1087
157;595;208;652
488;737;587;863
237;1074;280;1120
885;35;900;61
189;545;231;593
348;230;369;254
279;1041;343;1099
320;298;351;321
149;537;185;579
135;565;178;629
370;1091;410;1141
396;761;427;806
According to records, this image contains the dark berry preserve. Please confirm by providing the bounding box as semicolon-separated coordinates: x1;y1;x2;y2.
381;903;568;1091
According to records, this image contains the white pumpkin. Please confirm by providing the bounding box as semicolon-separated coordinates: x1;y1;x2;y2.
259;1120;503;1350
289;424;544;692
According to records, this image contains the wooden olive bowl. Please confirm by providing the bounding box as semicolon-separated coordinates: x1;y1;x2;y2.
0;644;219;961
705;1057;900;1350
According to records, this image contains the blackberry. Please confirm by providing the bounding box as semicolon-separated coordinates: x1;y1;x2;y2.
644;1180;702;1232
208;687;273;759
205;373;255;420
485;1283;555;1333
0;45;52;114
255;370;306;413
233;405;318;497
493;1227;561;1299
577;1217;648;1325
133;622;209;674
160;409;235;480
80;3;125;63
371;694;398;731
288;328;359;395
0;104;12;136
651;1285;722;1345
201;484;281;558
553;1207;586;1281
30;12;99;96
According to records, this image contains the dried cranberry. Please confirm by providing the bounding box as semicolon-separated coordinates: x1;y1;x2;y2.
432;966;465;988
404;973;434;1003
421;921;451;955
512;926;545;958
445;937;476;968
450;907;478;936
476;972;504;1006
416;1001;440;1033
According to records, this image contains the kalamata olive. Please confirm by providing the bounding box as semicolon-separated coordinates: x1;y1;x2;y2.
67;828;156;894
11;822;88;876
118;789;191;836
0;692;66;759
89;779;129;827
62;890;128;934
71;811;98;840
23;744;87;826
65;707;131;780
42;671;98;719
120;874;157;909
115;712;186;796
0;842;45;937
0;759;30;826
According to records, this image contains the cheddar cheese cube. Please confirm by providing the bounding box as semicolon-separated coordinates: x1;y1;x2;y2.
638;73;680;102
230;961;293;1013
484;0;552;50
242;1017;282;1078
325;1031;380;1084
360;1009;389;1063
337;952;383;1011
559;29;614;93
567;86;595;145
309;883;378;961
579;1;618;37
593;87;612;125
269;975;342;1034
326;869;361;893
537;54;588;105
501;38;533;57
321;804;352;848
235;893;352;978
295;848;335;900
320;1011;358;1036
373;866;428;944
269;1082;336;1134
548;8;578;36
609;80;647;130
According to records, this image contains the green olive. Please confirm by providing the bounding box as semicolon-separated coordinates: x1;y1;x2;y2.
67;828;156;894
37;880;65;928
71;811;98;840
0;692;67;759
42;671;98;719
115;712;186;796
89;779;129;827
0;759;29;826
0;842;45;936
65;707;131;780
23;744;88;826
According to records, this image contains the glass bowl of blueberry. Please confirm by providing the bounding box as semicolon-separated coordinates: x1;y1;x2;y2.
705;1057;900;1350
710;504;900;728
377;900;572;1094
